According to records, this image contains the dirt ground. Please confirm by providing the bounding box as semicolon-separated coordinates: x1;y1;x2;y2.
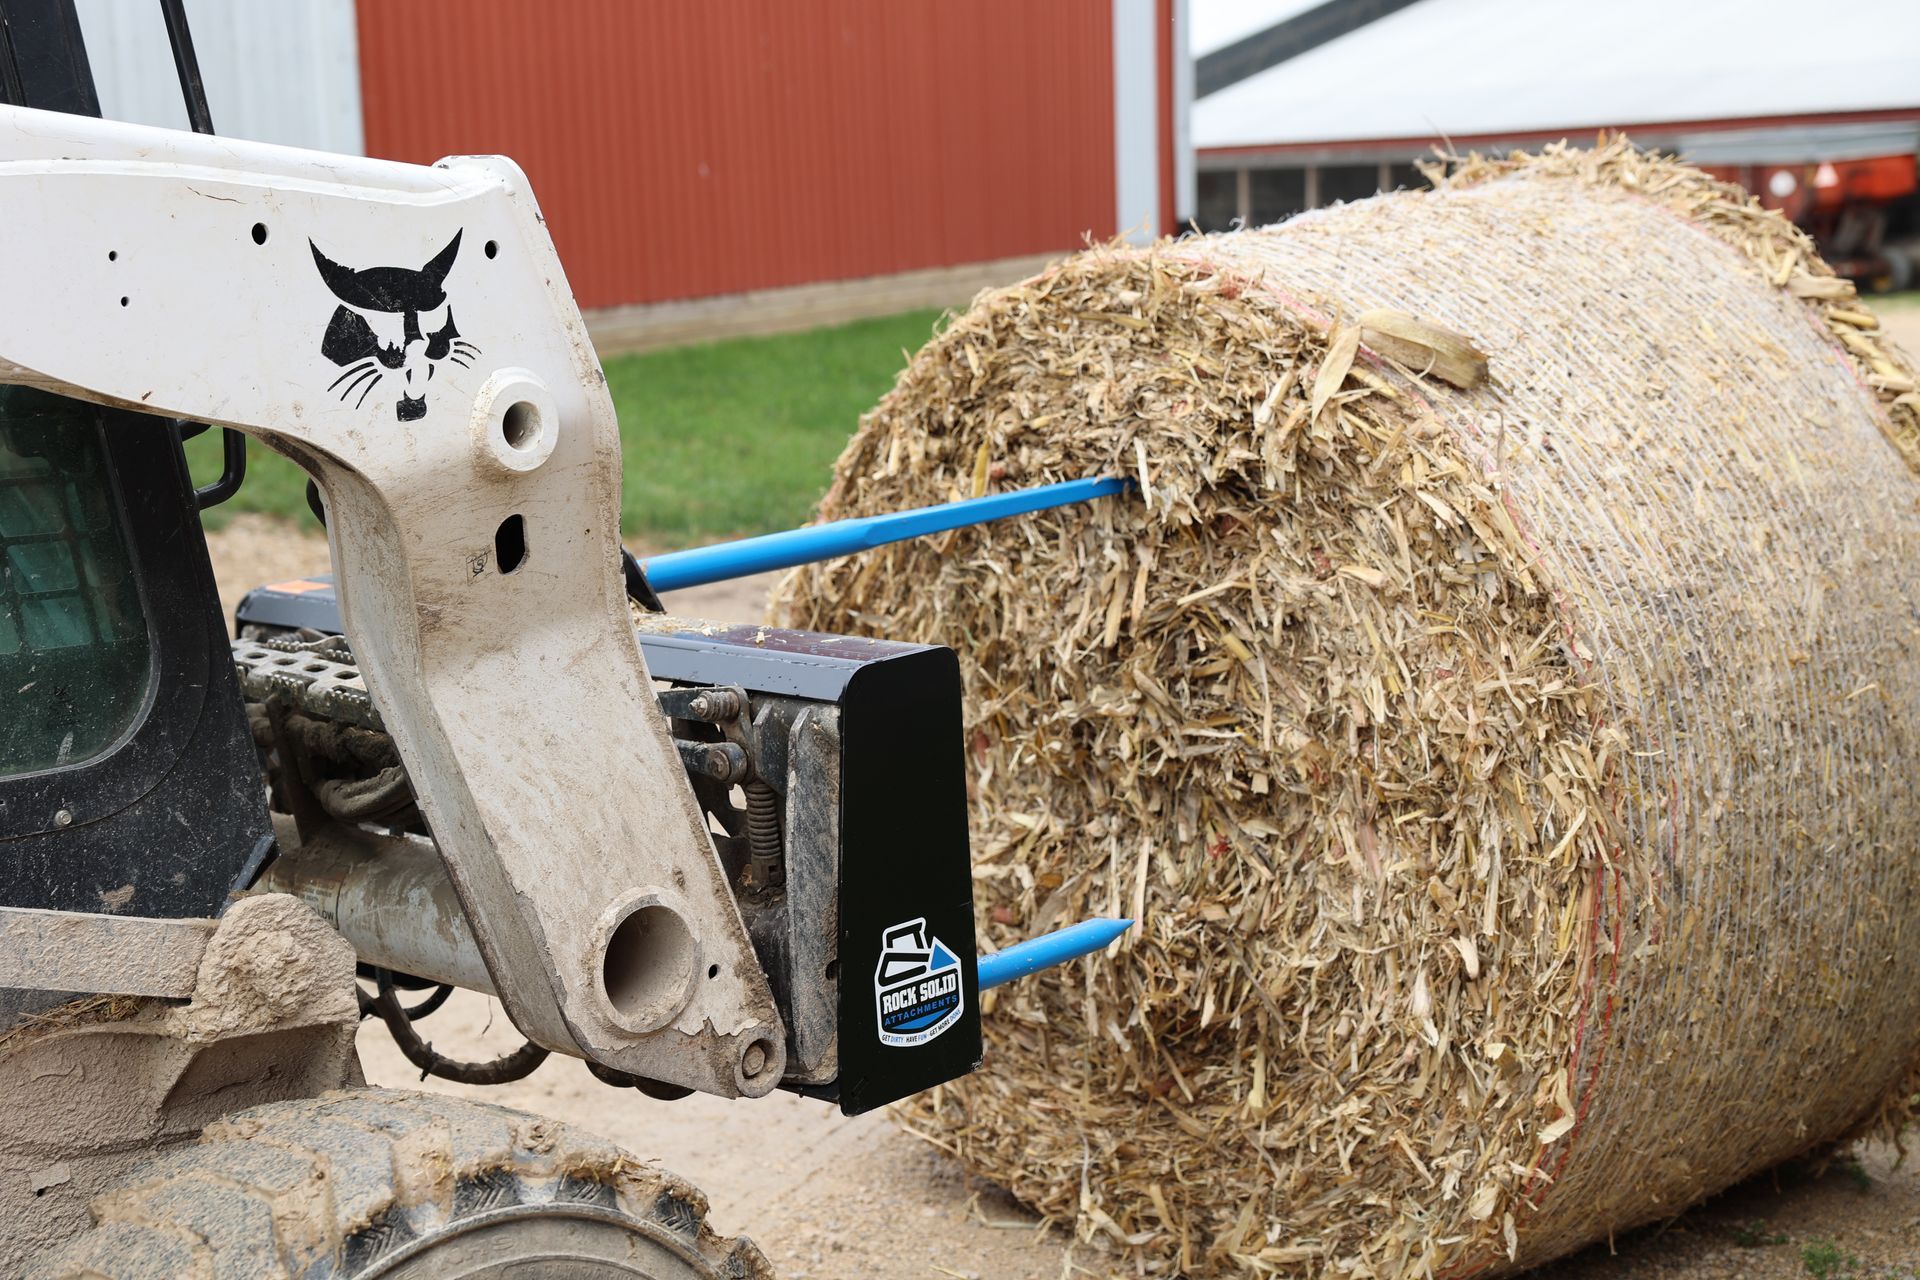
207;312;1920;1279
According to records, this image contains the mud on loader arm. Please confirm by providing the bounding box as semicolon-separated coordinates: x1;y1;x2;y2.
0;105;785;1096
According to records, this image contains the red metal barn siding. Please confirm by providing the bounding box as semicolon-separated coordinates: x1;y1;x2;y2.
355;1;1117;310
1155;0;1176;236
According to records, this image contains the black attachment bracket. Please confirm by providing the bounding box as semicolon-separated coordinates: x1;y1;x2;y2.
157;0;212;135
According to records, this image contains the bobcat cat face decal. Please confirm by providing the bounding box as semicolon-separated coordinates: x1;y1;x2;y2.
310;230;480;421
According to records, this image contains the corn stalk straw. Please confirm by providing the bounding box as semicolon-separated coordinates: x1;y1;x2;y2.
775;139;1920;1277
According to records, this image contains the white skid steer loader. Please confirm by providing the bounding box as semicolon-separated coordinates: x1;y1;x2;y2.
0;4;1127;1274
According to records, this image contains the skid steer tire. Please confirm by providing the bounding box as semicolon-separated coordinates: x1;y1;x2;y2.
28;1089;773;1279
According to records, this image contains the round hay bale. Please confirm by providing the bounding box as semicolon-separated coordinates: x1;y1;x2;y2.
774;141;1920;1276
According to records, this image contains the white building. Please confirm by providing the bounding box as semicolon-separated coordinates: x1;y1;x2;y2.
1191;0;1920;238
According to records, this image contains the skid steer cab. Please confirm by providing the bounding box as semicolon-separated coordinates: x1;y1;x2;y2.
0;4;1131;1272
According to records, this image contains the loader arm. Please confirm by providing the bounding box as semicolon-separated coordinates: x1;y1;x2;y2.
0;105;784;1096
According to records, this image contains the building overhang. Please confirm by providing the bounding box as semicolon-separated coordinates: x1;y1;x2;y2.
1198;107;1920;172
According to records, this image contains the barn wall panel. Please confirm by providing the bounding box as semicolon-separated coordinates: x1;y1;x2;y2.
356;1;1117;310
77;0;363;153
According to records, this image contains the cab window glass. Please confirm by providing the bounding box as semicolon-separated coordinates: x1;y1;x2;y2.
0;388;152;775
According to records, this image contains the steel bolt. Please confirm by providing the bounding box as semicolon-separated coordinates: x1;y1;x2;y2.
52;809;72;828
741;1042;768;1078
689;689;739;721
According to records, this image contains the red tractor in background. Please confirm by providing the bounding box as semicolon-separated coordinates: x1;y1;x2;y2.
1708;149;1920;291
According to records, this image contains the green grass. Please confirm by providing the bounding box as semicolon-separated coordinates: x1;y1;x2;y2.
182;429;314;533
186;307;945;543
607;309;941;542
1802;1238;1858;1278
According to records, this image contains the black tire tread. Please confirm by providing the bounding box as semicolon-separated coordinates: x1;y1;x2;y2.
29;1088;772;1280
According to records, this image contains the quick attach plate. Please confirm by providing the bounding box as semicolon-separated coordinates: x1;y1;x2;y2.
237;579;983;1115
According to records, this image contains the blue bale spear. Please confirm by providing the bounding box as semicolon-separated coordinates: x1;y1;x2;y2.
638;475;1138;984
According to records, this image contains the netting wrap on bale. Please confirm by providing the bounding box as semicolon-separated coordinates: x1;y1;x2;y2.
774;142;1920;1277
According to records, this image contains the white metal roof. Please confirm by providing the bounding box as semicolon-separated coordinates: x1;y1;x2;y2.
1194;0;1920;154
1189;0;1325;58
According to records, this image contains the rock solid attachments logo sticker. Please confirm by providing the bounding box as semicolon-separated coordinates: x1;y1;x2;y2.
874;917;964;1048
